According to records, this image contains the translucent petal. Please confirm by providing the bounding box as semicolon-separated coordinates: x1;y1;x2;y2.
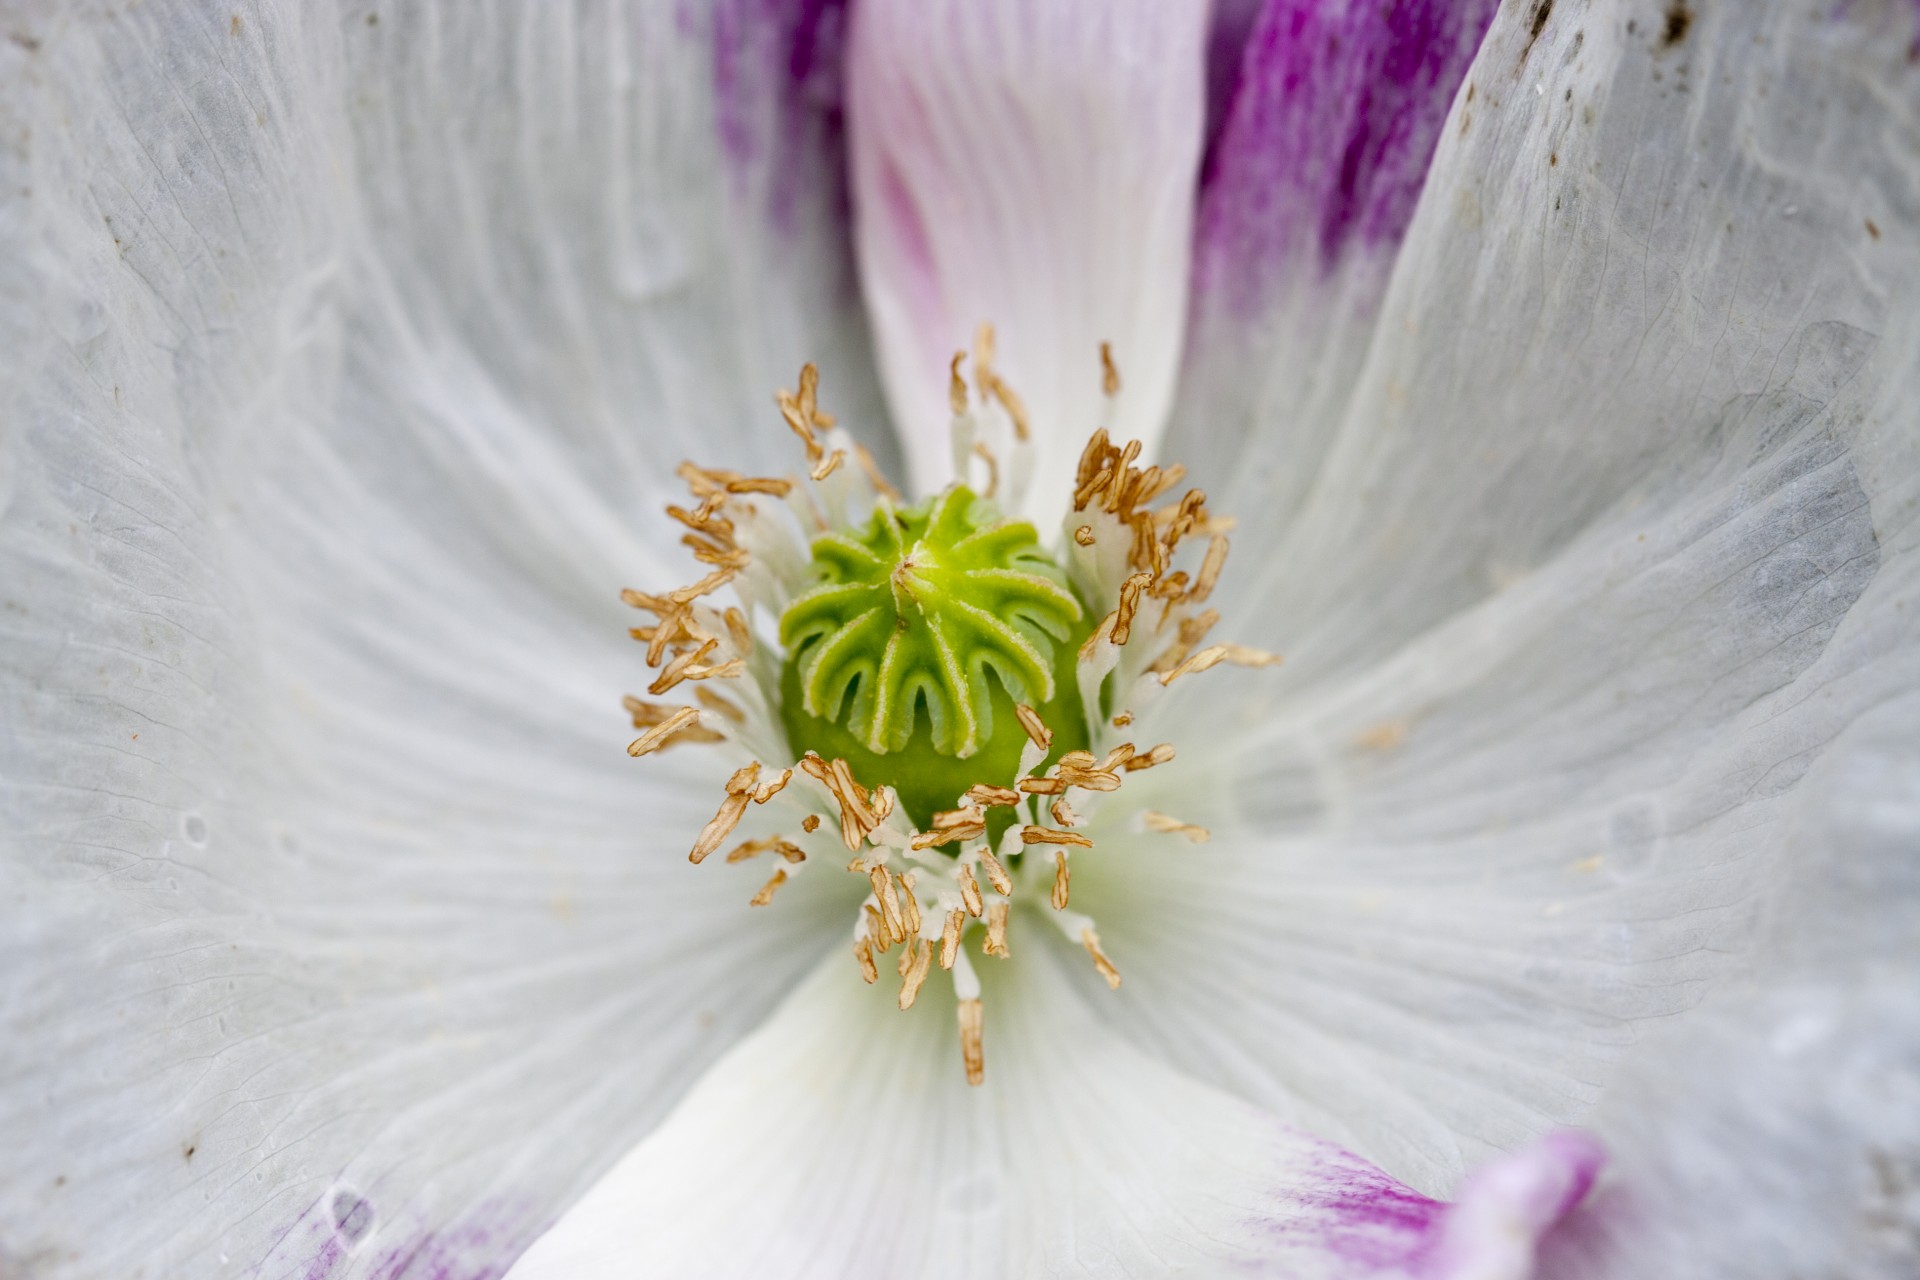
1079;0;1920;1199
1534;706;1920;1280
847;0;1207;518
0;2;877;1274
507;942;1468;1280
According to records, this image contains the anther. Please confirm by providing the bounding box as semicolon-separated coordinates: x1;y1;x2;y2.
1143;811;1211;843
626;705;707;757
976;848;1013;896
940;909;965;969
957;998;985;1086
1051;851;1070;910
898;940;934;1010
984;902;1010;957
749;868;788;906
1081;927;1121;989
957;864;984;917
853;936;879;984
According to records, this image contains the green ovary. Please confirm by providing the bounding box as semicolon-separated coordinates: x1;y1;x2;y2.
779;486;1093;830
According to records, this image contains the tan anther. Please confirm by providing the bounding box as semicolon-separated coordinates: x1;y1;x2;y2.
1052;755;1121;792
724;475;794;497
932;805;986;828
777;364;828;461
1013;703;1053;751
865;902;898;952
976;848;1013;896
1081;927;1122;989
898;872;923;937
853;936;878;984
800;753;885;850
1189;534;1231;604
870;865;906;940
752;768;793;804
984;901;1010;957
648;637;718;695
1112;710;1134;728
810;449;846;482
1023;826;1094;849
897;934;917;978
668;565;741;606
898;940;934;1010
1048;797;1079;828
1099;743;1137;772
724;836;779;863
1018;775;1065;796
1073;430;1114;509
684;762;760;863
693;685;747;724
1100;341;1121;397
1143;811;1211;843
625;705;711;756
1050;851;1071;909
801;814;822;834
965;783;1021;809
1354;720;1410;751
1077;610;1118;663
1074;524;1096;547
958;998;985;1086
1110;572;1154;646
1125;742;1176;772
949;352;969;415
971;440;1000;499
940;909;965;969
749;867;788;906
957;864;984;917
852;443;903;502
910;822;984;851
723;607;753;655
1158;643;1284;686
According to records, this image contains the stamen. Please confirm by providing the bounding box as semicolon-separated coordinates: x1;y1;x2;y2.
1081;926;1122;989
898;940;934;1009
976;848;1013;896
1013;703;1052;752
1125;742;1176;771
957;997;985;1087
625;705;710;757
1050;851;1070;910
801;814;821;833
688;763;762;863
940;908;965;969
749;867;788;906
1073;524;1096;547
1019;824;1093;849
1143;811;1211;843
957;863;984;917
853;936;879;984
984;901;1010;957
1099;341;1121;397
1158;643;1284;686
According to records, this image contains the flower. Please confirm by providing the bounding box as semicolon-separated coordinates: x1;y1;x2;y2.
2;3;1916;1280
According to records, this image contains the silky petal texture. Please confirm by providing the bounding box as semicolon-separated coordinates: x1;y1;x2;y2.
1171;0;1496;523
1535;704;1920;1280
1070;0;1920;1201
506;941;1462;1280
847;0;1207;517
0;3;881;1275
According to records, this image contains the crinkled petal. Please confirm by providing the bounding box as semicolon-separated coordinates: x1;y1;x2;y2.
0;2;876;1275
507;940;1474;1280
1534;705;1920;1280
847;0;1207;517
1078;0;1920;1200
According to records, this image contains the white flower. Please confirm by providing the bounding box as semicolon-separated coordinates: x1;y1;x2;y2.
2;2;1916;1279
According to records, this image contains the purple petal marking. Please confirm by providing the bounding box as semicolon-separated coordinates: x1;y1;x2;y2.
1422;1130;1608;1279
1194;0;1497;315
711;0;852;231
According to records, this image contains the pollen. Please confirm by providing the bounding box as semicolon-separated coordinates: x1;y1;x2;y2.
618;348;1282;1085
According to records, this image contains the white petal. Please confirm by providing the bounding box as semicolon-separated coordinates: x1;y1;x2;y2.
507;939;1464;1279
1533;707;1920;1280
1076;0;1920;1196
848;0;1207;517
1;3;873;1274
1170;0;1495;523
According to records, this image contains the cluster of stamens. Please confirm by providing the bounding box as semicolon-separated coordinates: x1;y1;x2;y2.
621;329;1278;1084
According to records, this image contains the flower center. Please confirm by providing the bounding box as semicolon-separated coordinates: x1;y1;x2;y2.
778;486;1093;830
618;334;1281;1085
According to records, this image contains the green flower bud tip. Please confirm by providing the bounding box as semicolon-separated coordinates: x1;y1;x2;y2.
779;485;1094;829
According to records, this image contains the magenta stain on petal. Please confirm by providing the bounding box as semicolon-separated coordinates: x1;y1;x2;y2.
1421;1130;1608;1280
1245;1143;1448;1272
1194;0;1497;314
261;1190;537;1280
711;0;852;232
